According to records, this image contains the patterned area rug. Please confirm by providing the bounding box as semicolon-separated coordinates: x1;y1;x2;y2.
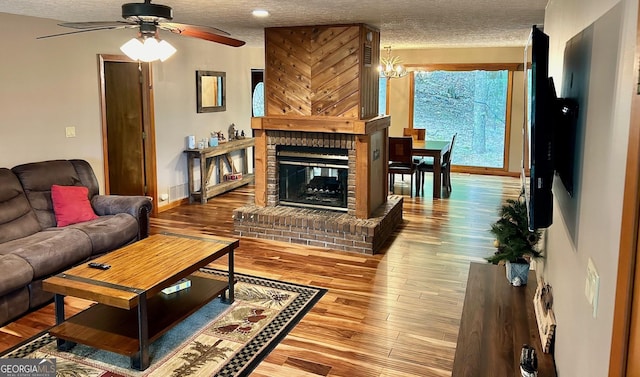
2;269;326;376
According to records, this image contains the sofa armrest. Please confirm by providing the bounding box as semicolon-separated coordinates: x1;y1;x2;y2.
91;195;153;240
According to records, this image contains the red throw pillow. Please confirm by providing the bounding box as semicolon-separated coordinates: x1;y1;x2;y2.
51;185;99;227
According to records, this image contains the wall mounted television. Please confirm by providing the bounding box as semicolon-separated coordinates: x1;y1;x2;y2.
523;25;555;230
523;25;580;230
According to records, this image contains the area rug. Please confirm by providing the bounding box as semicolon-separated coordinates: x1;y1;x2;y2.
1;269;326;377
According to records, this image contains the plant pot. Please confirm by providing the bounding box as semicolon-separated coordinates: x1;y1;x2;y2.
506;260;529;286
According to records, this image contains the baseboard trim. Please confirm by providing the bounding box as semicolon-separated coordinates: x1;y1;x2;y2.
157;198;190;213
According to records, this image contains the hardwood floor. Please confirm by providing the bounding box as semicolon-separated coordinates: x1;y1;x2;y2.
0;173;521;376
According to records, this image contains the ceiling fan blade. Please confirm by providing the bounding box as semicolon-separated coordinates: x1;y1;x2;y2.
160;22;245;47
58;21;135;29
37;24;134;39
161;22;230;36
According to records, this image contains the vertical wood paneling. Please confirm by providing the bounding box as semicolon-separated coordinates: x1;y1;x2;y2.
360;25;381;119
355;134;370;218
251;122;268;206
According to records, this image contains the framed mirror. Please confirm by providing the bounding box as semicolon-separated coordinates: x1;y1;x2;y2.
196;70;226;113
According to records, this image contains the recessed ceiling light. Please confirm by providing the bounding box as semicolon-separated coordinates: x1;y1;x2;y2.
252;9;269;17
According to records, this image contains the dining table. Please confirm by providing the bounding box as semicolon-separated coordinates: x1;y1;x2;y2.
412;139;451;198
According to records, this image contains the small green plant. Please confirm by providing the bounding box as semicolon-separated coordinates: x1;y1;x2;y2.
486;192;542;264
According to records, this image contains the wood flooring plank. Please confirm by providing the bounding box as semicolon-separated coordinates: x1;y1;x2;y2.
0;173;523;376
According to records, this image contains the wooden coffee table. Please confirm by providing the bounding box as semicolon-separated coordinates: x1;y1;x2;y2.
42;232;238;370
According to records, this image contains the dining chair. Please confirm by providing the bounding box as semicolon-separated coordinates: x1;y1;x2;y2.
416;133;457;194
403;127;426;141
388;136;417;197
404;128;430;166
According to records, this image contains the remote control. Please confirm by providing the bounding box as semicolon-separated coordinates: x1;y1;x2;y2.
88;262;111;270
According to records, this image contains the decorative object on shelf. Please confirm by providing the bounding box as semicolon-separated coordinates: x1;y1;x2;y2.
486;191;543;286
209;133;219;147
378;46;408;79
161;278;191;295
224;173;243;181
228;123;237;141
187;135;196;149
533;281;556;353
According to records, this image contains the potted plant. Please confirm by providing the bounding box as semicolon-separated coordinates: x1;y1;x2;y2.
486;192;542;286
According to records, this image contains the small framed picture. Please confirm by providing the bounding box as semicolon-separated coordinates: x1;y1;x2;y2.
533;281;556;353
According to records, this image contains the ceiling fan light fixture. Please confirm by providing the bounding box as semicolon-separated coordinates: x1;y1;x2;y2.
120;37;144;60
120;36;176;62
157;39;177;61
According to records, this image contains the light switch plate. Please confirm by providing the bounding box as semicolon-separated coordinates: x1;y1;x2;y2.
585;257;600;318
65;126;76;138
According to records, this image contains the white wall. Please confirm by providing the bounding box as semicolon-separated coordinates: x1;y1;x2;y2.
542;0;637;375
0;12;264;207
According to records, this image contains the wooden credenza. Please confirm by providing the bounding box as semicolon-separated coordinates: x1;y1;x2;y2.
452;263;557;376
184;138;254;204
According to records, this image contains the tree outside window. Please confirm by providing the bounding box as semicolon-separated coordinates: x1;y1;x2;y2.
412;70;509;169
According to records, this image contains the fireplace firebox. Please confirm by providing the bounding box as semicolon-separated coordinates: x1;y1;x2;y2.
277;146;348;211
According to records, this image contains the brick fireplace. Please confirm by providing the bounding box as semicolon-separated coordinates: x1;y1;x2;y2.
232;23;403;254
232;117;403;254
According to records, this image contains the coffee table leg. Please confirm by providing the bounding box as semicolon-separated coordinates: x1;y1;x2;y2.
131;292;150;370
53;294;76;351
228;249;234;303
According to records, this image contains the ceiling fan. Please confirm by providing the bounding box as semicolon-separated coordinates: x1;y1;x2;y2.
37;0;245;48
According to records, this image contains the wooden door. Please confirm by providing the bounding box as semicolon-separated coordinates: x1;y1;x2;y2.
609;5;640;376
99;55;158;214
105;61;145;195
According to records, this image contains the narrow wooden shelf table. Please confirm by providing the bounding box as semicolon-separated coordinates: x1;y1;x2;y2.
184;137;255;204
452;262;556;376
43;233;239;370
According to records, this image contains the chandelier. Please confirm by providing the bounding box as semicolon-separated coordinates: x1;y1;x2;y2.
378;46;407;79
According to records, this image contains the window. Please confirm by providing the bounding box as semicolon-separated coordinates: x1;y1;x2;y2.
379;77;387;115
251;69;264;117
252;82;265;117
411;67;514;170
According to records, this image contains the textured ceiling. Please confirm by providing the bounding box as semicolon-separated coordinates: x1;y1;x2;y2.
0;0;548;48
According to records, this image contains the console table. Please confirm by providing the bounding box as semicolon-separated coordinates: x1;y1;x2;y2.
452;262;556;376
184;138;255;204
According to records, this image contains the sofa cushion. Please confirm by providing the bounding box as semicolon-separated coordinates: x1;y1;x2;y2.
12;160;86;229
0;287;29;326
0;254;34;296
0;169;41;243
68;214;138;255
51;185;99;227
0;229;92;279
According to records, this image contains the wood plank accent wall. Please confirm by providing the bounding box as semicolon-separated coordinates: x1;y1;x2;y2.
265;24;380;119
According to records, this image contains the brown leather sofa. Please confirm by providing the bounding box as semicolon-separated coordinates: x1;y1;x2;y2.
0;159;152;325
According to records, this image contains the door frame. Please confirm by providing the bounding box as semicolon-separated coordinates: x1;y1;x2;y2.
98;54;158;216
609;4;640;376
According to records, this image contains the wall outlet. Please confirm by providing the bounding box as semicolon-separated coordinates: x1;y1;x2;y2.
585;257;600;318
65;126;76;138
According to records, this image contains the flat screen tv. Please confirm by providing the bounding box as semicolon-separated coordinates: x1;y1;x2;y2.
523;25;554;230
